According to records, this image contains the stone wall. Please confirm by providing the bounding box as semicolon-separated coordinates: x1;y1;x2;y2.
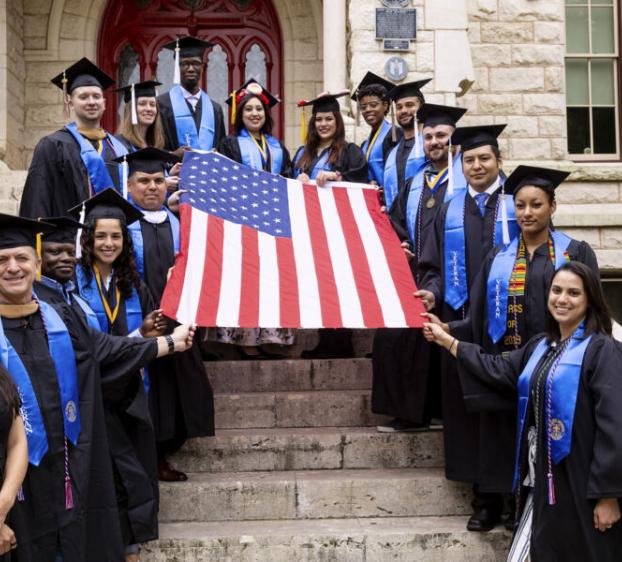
0;0;25;169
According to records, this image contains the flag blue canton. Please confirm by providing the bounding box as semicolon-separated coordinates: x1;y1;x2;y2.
180;152;292;237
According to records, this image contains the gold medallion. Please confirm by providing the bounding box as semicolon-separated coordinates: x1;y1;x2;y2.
426;196;435;209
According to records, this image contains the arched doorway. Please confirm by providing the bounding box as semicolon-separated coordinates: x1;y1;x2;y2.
97;0;283;136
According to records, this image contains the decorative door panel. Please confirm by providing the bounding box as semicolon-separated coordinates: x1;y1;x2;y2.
98;0;283;136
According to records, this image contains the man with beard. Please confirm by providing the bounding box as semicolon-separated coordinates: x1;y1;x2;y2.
20;59;128;219
157;36;226;155
372;104;467;433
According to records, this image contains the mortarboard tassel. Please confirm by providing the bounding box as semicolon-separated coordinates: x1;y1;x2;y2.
35;232;42;281
390;102;397;143
230;91;237;125
354;103;360;145
447;139;454;197
75;204;85;259
414;114;422;158
300;106;307;144
173;39;181;85
130;83;138;126
547;472;556;505
121;155;129;200
62;71;70;119
17;487;24;502
500;186;510;246
64;437;74;510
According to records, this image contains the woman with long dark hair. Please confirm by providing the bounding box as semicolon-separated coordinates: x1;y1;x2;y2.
73;188;164;562
424;165;600;531
424;261;622;561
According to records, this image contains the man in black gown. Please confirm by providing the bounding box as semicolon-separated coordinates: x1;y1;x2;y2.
418;125;518;532
119;148;215;481
0;214;195;561
157;37;225;154
20;59;127;219
372;104;466;433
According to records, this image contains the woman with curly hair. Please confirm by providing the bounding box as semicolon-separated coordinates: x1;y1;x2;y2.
73;188;165;562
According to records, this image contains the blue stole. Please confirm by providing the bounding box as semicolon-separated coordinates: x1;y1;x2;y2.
513;325;592;490
238;129;284;174
362;120;392;184
0;300;80;466
65;122;128;194
294;148;331;180
36;276;100;331
406;154;467;247
383;133;425;212
487;231;572;344
128;209;180;278
444;188;519;311
169;85;215;150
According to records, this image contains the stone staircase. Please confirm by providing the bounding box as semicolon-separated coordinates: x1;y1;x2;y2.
142;331;510;561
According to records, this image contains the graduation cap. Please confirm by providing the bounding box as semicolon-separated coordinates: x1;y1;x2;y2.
226;79;280;125
39;216;85;245
297;90;349;143
69;188;144;227
451;124;506;152
0;214;55;250
504;165;570;196
112;147;180;199
417;104;467;128
114;80;161;126
387;78;432;103
163;37;215;85
352;72;394;101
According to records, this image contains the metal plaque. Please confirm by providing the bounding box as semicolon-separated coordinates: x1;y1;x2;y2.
383;39;410;52
382;0;410;6
376;8;417;40
384;56;409;82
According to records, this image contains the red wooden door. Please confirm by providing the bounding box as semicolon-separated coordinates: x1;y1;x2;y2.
97;0;283;137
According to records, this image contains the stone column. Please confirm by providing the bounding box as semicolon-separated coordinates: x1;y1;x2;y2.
323;0;347;96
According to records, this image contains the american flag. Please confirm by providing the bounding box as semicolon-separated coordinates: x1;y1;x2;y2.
160;152;425;328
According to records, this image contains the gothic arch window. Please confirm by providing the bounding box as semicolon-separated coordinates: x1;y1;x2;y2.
98;0;283;136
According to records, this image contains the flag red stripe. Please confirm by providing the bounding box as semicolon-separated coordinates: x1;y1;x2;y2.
276;237;300;327
332;188;385;327
238;225;260;327
160;203;192;320
196;215;225;326
362;189;425;327
302;185;342;327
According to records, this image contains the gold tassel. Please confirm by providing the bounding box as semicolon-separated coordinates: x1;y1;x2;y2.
230;91;237;125
300;107;307;144
62;71;70;119
35;232;42;281
390;101;397;143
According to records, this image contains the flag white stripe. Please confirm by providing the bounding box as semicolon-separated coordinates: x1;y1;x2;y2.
177;207;207;324
316;187;365;327
258;230;280;327
216;221;243;326
287;180;322;326
347;189;405;326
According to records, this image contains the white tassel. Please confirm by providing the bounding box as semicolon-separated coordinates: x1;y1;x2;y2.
414;115;422;158
501;190;510;246
122;156;129;200
447;140;454;197
130;84;138;125
173;39;181;85
76;204;85;259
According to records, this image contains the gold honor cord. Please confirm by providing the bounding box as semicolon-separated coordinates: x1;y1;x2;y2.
425;166;449;191
250;133;269;163
365;126;383;161
93;264;121;326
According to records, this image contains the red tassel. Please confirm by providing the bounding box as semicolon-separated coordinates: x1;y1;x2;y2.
547;472;556;506
65;476;74;510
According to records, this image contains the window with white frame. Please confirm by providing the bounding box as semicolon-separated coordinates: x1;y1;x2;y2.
565;0;619;158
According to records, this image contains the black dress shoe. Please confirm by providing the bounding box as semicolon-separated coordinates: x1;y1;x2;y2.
467;507;501;532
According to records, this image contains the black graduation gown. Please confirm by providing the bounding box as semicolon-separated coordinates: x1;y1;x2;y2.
218;134;292;177
457;334;622;561
134;216;215;450
4;303;158;562
156;91;225;152
418;188;508;488
371;171;446;424
19;130;121;219
292;143;369;183
448;237;599;495
93;277;158;547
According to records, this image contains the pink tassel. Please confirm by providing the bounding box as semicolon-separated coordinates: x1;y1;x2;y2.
17;487;24;502
547;472;556;505
65;476;74;510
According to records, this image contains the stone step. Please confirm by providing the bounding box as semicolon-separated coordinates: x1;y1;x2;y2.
159;468;471;523
143;517;510;561
0;199;19;215
206;358;372;394
172;427;444;473
214;389;388;429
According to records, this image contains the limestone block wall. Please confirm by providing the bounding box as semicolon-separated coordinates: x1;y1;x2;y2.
0;0;25;169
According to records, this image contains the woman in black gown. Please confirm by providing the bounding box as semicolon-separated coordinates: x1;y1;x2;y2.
424;262;622;561
0;366;27;560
